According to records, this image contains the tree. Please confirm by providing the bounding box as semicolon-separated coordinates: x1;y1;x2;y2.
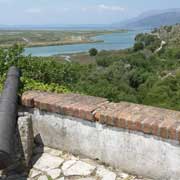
133;42;144;52
89;48;98;56
134;33;161;52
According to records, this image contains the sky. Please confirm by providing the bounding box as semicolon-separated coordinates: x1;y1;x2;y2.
0;0;180;25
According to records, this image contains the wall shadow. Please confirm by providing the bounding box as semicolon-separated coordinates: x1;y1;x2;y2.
0;130;44;180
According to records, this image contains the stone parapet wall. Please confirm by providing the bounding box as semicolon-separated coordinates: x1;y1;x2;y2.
20;91;180;179
22;91;180;143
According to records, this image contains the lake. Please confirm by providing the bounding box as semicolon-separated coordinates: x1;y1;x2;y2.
24;29;149;57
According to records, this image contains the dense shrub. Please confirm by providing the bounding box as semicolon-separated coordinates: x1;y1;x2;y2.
21;77;70;94
134;42;144;51
89;48;98;56
135;33;161;52
96;56;118;67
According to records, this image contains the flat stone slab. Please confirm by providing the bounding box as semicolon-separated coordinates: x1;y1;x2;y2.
47;168;61;179
44;147;63;157
96;166;116;180
33;153;64;171
62;160;96;176
30;169;42;178
76;178;97;180
0;146;153;180
56;178;65;180
38;175;48;180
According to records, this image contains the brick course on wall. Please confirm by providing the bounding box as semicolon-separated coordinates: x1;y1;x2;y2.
21;91;180;142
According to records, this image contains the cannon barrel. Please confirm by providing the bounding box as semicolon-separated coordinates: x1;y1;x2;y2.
0;66;20;169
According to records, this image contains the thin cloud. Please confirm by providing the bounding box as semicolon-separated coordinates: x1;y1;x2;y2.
0;0;13;4
81;4;125;12
25;8;41;14
0;0;10;2
62;8;69;12
98;4;125;11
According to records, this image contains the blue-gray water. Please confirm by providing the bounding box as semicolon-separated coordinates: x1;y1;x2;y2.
24;29;149;57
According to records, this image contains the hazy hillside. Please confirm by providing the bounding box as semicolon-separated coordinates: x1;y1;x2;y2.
115;9;180;29
153;24;180;47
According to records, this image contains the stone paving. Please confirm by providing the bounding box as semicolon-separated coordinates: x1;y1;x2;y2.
0;145;154;180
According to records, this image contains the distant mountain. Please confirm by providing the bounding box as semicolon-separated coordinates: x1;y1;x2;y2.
114;9;180;29
138;8;180;19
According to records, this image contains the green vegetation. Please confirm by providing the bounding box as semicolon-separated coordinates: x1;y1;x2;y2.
0;25;180;111
134;33;161;52
21;77;70;94
89;48;98;56
153;24;180;48
133;42;144;51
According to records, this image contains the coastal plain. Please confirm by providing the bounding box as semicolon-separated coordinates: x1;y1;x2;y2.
0;29;127;48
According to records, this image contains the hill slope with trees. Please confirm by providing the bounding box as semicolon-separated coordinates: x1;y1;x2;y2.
0;25;180;111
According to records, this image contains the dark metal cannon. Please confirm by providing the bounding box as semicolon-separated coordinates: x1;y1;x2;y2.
0;66;20;169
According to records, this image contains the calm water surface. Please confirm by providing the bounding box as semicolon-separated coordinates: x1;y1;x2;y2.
24;29;149;57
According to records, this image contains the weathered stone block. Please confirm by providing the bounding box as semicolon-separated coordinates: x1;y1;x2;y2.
17;115;34;167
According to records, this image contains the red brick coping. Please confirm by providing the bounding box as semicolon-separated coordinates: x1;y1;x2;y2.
22;91;180;142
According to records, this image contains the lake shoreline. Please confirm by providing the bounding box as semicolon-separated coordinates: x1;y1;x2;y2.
0;39;104;48
0;29;128;48
24;29;145;57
